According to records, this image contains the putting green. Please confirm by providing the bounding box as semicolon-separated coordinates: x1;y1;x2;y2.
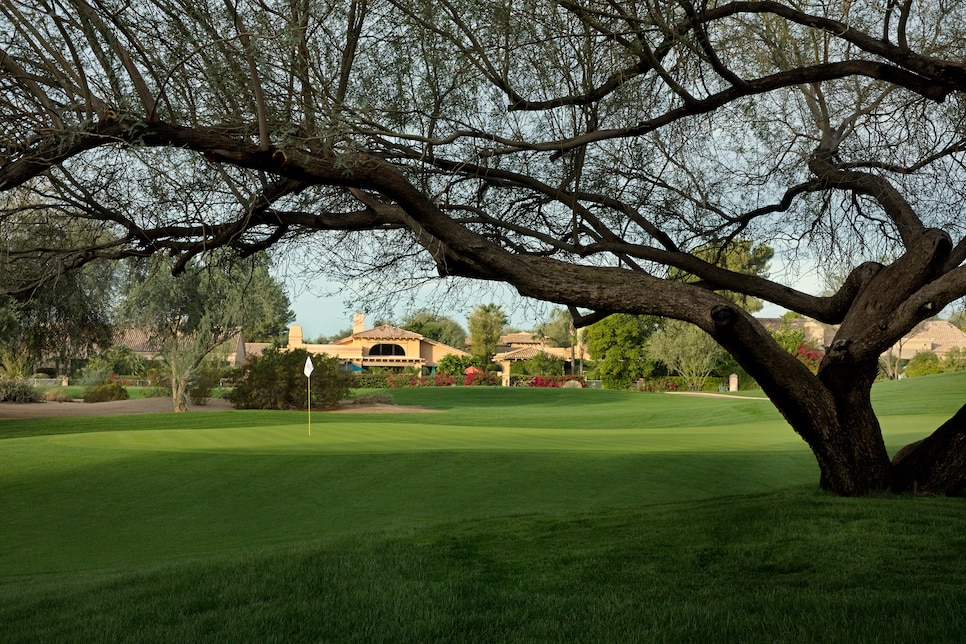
40;419;811;454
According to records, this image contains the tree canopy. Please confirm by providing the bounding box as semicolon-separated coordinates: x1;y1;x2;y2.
3;1;966;495
584;313;660;390
401;309;467;348
467;303;508;360
534;308;575;348
120;251;294;411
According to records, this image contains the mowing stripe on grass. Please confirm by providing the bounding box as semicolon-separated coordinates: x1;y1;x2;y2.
40;419;809;455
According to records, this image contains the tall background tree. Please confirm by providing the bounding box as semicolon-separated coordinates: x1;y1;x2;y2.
120;252;293;411
401;309;467;348
648;320;726;392
3;2;966;494
535;307;575;348
535;307;580;375
467;303;508;362
1;194;118;374
584;314;660;390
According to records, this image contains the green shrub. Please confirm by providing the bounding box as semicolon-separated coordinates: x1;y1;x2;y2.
0;348;34;379
83;379;130;403
77;368;110;387
228;347;352;410
354;373;391;388
141;386;170;398
353;392;395;405
44;389;73;402
86;345;147;378
905;350;942;378
0;376;43;403
188;363;225;406
943;347;966;373
436;353;474;377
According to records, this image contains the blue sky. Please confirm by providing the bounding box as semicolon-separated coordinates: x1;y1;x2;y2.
281;244;831;340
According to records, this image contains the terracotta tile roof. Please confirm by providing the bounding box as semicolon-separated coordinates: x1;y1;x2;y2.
500;332;541;345
494;346;545;361
244;342;271;358
113;328;157;354
494;346;587;361
352;325;423;340
896;320;966;358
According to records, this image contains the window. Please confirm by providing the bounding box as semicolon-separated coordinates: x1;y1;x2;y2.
369;343;406;356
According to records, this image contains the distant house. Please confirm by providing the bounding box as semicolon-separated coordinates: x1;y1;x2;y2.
283;314;469;373
889;320;966;360
756;317;836;348
229;333;269;368
492;332;588;384
757;316;966;366
112;327;159;360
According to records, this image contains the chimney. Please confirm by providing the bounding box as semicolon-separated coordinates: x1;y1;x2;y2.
288;325;303;347
353;313;365;335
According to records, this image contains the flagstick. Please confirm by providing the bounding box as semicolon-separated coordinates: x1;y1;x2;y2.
303;355;315;437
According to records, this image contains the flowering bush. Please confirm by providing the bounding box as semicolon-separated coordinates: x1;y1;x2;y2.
528;375;585;388
794;342;824;372
387;373;419;388
387;372;456;388
464;371;501;386
433;373;456;387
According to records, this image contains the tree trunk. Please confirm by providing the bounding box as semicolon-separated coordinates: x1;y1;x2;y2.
171;378;188;413
710;303;893;496
751;333;966;496
892;405;966;495
765;368;892;497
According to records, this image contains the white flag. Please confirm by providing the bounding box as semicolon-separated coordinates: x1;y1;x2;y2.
303;355;314;377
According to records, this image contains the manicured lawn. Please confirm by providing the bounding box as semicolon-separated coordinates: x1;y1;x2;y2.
2;374;965;641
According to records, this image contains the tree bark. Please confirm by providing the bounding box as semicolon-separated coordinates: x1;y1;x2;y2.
709;302;893;495
892;405;966;495
171;372;189;413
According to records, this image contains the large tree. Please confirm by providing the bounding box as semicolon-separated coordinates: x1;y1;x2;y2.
535;307;576;348
648;319;726;391
467;303;508;361
120;252;293;411
584;313;660;390
401;309;467;348
2;2;966;494
1;216;116;375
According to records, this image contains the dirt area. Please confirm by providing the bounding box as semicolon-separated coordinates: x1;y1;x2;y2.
0;397;432;421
